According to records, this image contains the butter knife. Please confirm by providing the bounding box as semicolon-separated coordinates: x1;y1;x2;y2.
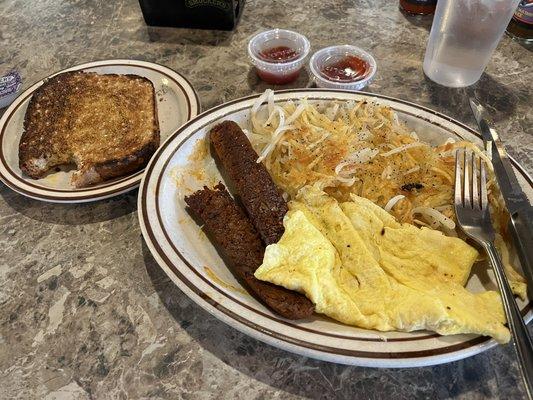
469;98;533;299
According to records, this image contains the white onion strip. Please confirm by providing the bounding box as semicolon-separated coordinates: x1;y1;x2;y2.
380;142;425;157
336;176;358;186
412;207;456;230
267;90;275;115
256;126;294;163
263;107;279;127
286;103;307;125
335;148;379;175
251;89;273;115
384;195;405;212
257;106;293;164
335;161;353;175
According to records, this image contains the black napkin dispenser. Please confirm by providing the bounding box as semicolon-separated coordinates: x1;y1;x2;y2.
139;0;245;31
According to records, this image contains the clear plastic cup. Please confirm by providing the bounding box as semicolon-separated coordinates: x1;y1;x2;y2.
248;29;310;85
309;45;377;90
423;0;520;88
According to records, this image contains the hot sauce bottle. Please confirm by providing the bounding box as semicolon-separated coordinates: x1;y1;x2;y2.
399;0;437;15
506;0;533;42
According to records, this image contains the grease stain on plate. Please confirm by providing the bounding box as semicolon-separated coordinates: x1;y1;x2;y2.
204;266;249;296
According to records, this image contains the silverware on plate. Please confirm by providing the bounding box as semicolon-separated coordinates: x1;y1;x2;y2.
454;149;533;399
469;98;533;298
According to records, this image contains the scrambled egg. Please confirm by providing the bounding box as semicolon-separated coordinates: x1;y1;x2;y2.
254;187;510;343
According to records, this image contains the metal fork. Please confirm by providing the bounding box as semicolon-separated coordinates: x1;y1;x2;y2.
454;149;533;399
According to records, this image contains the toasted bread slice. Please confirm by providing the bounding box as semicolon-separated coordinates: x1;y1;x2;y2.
19;71;160;187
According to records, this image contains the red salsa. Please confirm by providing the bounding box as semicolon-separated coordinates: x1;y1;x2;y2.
259;46;300;63
320;55;369;82
256;69;301;85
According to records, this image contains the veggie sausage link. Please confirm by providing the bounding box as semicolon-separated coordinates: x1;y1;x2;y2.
210;120;288;245
185;183;314;319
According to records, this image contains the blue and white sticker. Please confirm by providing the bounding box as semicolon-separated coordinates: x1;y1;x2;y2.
0;70;22;109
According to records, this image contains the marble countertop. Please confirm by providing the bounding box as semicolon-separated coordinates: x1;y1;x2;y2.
1;0;532;398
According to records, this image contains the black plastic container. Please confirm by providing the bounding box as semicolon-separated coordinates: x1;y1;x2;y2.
139;0;245;30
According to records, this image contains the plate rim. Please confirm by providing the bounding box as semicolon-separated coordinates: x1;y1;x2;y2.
0;58;201;203
138;88;532;368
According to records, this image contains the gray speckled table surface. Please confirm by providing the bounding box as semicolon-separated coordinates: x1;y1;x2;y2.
1;0;532;399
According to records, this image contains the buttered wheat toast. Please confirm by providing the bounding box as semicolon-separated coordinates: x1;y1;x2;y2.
19;71;160;187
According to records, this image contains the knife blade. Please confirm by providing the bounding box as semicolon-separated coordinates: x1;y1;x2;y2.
469;98;496;146
469;98;533;298
469;98;530;214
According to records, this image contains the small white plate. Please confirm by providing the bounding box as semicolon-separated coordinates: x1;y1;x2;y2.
0;59;200;203
138;89;532;368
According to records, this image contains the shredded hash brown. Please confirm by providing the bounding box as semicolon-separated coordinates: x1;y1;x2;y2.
243;90;526;298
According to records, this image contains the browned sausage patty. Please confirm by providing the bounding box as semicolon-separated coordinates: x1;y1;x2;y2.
210;121;287;245
184;183;314;319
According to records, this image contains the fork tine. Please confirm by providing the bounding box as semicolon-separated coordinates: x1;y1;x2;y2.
463;150;471;208
471;153;480;210
455;149;463;205
480;158;488;210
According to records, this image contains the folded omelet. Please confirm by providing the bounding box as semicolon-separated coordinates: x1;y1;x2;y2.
254;187;510;343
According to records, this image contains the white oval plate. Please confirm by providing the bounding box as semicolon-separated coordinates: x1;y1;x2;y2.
138;89;532;368
0;59;200;203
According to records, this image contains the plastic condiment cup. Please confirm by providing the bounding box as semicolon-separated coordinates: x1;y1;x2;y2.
309;45;377;90
248;29;310;85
